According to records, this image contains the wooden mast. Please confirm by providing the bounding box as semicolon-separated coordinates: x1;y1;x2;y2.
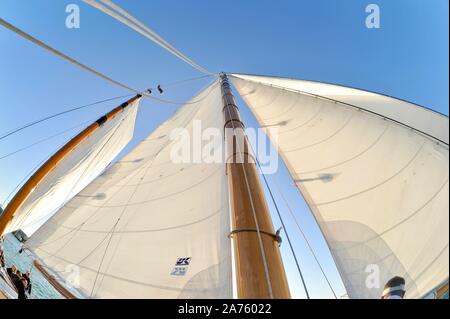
220;73;290;298
0;94;142;236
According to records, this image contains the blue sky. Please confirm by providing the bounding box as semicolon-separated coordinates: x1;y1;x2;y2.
0;0;448;298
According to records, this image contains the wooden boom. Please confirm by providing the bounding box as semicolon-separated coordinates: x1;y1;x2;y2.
33;260;77;299
0;94;142;236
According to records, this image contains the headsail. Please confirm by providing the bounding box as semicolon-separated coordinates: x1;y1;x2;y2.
2;99;140;236
26;81;233;298
230;73;449;299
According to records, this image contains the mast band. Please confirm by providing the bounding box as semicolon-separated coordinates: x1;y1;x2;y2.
228;228;281;244
96;115;108;126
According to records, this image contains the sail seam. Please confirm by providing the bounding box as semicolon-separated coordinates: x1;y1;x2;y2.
231;75;449;146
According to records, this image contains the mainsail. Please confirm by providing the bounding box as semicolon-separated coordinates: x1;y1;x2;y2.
230;74;449;299
25;81;233;298
3;99;140;236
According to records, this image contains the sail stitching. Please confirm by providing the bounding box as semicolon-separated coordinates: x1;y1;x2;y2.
232;75;449;146
12;106;136;233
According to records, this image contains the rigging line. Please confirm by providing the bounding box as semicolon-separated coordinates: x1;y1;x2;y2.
99;0;205;72
0;18;141;94
1;155;50;208
150;74;214;89
98;0;192;65
0;94;132;141
91;133;187;292
32;83;207;243
15;109;131;232
271;177;338;299
222;80;274;299
32;89;208;248
28;136;169;250
84;94;203;295
0;18;201;107
235;89;310;297
0;121;92;161
89;137;164;298
85;0;213;75
29;83;212;294
233;76;449;146
88;222;117;298
247;141;311;299
140;77;219;105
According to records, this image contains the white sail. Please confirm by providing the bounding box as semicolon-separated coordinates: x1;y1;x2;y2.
4;101;140;236
230;73;449;299
26;81;233;299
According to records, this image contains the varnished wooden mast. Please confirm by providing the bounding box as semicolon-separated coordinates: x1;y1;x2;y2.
220;74;290;299
0;94;142;236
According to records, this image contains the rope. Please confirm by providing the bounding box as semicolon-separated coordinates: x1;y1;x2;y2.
0;121;92;161
252;153;311;299
272;178;338;298
0;18;209;106
233;75;448;146
71;85;210;296
0;18;141;93
0;94;132;141
84;0;213;75
141;76;219;105
149;74;213;90
221;76;274;299
237;78;337;298
89;121;179;297
231;90;310;297
12;107;131;233
1;157;49;208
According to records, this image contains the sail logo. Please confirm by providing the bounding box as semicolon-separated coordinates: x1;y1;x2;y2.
169;120;279;174
176;257;192;266
171;257;191;276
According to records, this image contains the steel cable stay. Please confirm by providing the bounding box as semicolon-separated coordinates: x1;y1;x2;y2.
0;120;92;161
7;79;210;236
230;74;338;299
249;148;311;299
0;18;216;109
242;105;339;298
0;94;133;142
24;93;209;297
13;114;129;237
270;177;339;299
88;129;175;298
83;0;213;75
0;75;216;143
235;106;311;299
